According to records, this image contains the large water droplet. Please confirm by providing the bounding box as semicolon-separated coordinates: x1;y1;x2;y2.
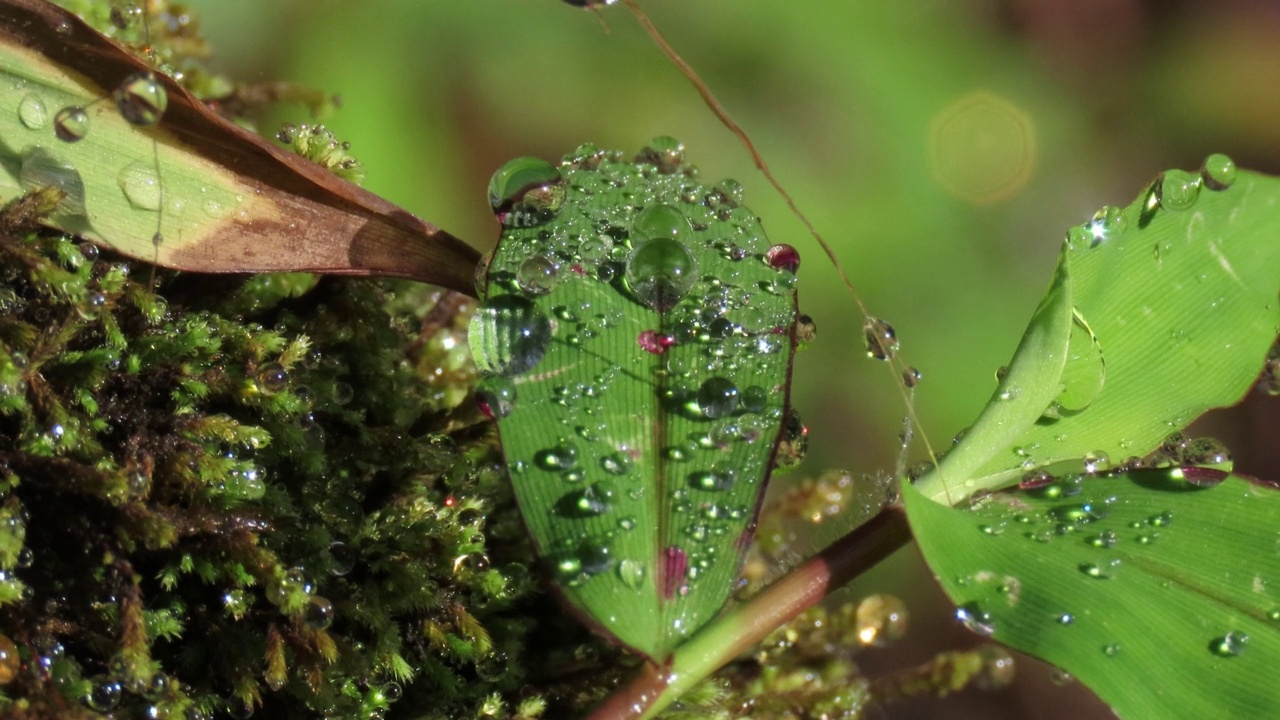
17;93;47;130
114;72;168;125
516;254;559;297
1200;153;1237;191
117;161;162;211
19;147;85;215
558;483;613;518
773;409;809;471
697;377;739;418
764;244;800;273
468;295;553;376
1086;205;1127;247
488;157;565;227
53;106;88;141
1209;631;1248;657
1158;169;1200;211
625;238;698;311
633;203;691;242
617;558;646;589
535;443;578;471
475;376;516;419
637;136;685;174
855;593;908;647
1043;310;1105;418
863;317;899;360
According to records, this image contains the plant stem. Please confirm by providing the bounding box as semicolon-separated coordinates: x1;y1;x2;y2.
585;505;914;719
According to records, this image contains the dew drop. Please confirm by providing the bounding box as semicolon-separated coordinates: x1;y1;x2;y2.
488;157;566;227
475;652;510;682
974;645;1017;690
863;317;899;360
855;593;908;647
691;468;735;492
625;237;698;311
902;366;922;388
956;601;996;636
1201;153;1237;191
600;452;632;476
328;541;357;576
774;409;810;471
1057;613;1075;625
1083;450;1111;475
1086;205;1127;247
1102;642;1121;657
617;558;646;589
741;385;768;413
535;444;578;471
475;375;516;419
304;595;334;629
114;72;168;125
515;254;559;297
53;106;89;142
468;295;553;376
1157;169;1201;211
0;634;17;685
17;93;47;130
85;676;123;711
116;158;161;208
696;377;739;418
764;244;800;273
637;136;685;174
633;203;692;242
255;362;288;394
577;540;614;576
1209;631;1248;657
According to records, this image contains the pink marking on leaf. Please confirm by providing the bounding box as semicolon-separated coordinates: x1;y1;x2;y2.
660;545;688;600
638;329;675;355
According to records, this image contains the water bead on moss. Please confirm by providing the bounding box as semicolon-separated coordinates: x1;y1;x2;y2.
487;157;566;227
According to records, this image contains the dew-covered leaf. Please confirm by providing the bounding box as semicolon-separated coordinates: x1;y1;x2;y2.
473;143;800;660
903;471;1280;718
0;0;478;292
915;161;1280;502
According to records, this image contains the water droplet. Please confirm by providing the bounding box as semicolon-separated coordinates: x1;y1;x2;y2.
468;295;553;376
741;385;768;413
1086;205;1127;247
1057;613;1075;625
382;680;403;702
764;244;800;273
304;595;334;629
637;136;685;173
1200;153;1237;191
115;160;162;210
1209;631;1248;657
0;634;18;685
1158;169;1200;211
328;541;357;576
691;467;735;492
855;593;908;647
19;147;85;215
488;157;565;227
1083;450;1111;474
475;375;516;419
114;72;168;125
1087;530;1117;548
535;444;578;471
17;93;47;130
956;601;996;636
53;106;88;141
774;409;810;471
863;317;899;360
255;362;288;394
1044;310;1105;417
633;203;692;242
1050;668;1075;685
600;452;632;475
626;237;698;311
475;651;510;681
1019;469;1054;490
617;558;646;589
85;676;123;711
577;540;614;576
637;329;674;355
515;254;560;297
696;377;739;418
1078;562;1113;580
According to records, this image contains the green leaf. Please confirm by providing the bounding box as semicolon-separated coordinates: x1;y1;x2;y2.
903;471;1280;718
916;161;1280;502
472;143;800;660
0;0;478;292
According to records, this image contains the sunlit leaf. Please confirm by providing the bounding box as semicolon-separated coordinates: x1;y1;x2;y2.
915;161;1280;502
473;143;800;660
904;471;1280;718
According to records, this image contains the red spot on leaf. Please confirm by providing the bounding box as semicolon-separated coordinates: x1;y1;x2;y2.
660;545;688;600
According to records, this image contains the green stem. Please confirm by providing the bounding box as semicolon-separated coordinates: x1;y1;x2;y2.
585;505;914;720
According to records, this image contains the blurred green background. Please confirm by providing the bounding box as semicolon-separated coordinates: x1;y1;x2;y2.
178;1;1280;717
